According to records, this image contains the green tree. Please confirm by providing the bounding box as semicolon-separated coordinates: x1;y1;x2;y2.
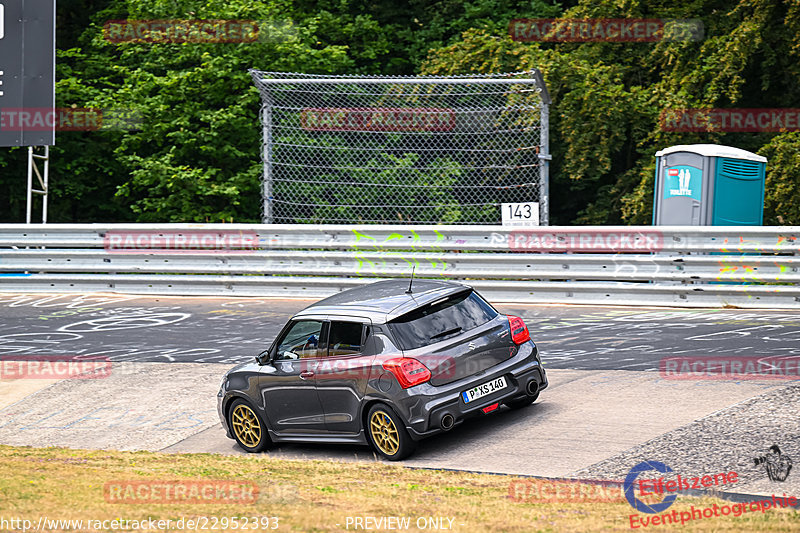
0;0;406;222
424;0;800;224
4;0;799;225
760;133;800;224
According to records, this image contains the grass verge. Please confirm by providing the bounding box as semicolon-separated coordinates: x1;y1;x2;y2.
0;445;798;532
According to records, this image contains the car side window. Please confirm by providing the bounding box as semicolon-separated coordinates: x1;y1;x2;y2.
275;320;324;360
326;321;365;357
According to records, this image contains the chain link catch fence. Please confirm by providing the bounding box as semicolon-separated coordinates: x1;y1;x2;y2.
250;70;551;225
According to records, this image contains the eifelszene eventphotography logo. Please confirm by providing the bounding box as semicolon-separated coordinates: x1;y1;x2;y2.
624;460;798;529
625;461;679;515
624;460;743;529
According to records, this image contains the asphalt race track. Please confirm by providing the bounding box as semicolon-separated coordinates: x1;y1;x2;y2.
1;293;799;497
3;293;800;368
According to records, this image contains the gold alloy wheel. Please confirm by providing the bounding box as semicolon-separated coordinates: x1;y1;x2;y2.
369;410;400;456
231;404;262;448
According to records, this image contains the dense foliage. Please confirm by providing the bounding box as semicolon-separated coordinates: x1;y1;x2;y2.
1;0;798;224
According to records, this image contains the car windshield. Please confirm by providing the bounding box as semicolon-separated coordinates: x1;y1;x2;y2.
387;290;498;350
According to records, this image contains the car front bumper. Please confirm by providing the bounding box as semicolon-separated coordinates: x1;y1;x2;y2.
217;386;234;439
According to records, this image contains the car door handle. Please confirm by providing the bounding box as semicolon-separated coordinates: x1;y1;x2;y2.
299;371;315;380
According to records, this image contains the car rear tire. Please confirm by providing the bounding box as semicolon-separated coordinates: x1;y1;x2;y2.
229;399;271;452
504;391;539;410
366;404;417;461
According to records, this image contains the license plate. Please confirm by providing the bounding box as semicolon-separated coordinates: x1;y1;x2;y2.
461;376;506;404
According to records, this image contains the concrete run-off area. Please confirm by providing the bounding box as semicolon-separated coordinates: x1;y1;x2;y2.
0;293;798;497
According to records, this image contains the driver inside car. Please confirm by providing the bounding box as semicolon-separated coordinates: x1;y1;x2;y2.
281;333;318;360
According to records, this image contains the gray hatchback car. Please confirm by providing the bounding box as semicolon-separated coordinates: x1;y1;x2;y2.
217;279;547;460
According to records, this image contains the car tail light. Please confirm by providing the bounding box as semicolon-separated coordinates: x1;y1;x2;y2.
382;357;432;389
482;402;499;414
508;315;530;345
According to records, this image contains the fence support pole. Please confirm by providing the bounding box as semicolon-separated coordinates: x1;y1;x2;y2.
539;103;550;226
262;95;274;224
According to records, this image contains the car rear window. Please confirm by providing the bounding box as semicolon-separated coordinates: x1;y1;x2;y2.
387;290;498;351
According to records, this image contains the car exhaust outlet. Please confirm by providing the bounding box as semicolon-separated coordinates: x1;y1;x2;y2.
440;413;455;431
526;381;538;396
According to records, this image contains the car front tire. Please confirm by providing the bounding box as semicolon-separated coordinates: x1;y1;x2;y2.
229;398;271;453
366;404;417;461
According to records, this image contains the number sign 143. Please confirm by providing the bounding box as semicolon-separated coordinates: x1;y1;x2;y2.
502;202;539;226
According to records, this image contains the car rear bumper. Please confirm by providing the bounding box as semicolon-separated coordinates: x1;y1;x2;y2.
396;341;547;440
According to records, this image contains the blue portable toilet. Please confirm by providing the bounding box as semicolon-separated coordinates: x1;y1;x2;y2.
652;144;767;226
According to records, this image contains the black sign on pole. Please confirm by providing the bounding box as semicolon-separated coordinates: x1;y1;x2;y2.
0;0;56;147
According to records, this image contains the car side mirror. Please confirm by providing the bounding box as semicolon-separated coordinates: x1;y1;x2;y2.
255;348;272;366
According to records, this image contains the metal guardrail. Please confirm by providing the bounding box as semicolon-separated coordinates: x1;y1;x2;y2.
1;224;798;308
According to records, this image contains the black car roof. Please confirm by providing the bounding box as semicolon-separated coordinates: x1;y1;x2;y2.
294;279;471;323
